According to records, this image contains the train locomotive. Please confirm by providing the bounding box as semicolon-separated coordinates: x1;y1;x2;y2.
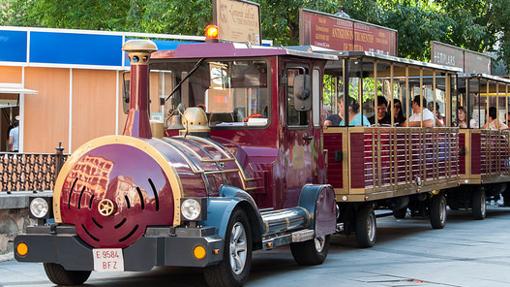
14;39;338;287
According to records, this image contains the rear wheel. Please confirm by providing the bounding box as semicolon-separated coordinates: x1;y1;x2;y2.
430;193;447;229
204;209;252;287
43;263;91;286
503;191;510;207
472;188;487;220
355;206;376;248
291;235;330;265
393;208;407;219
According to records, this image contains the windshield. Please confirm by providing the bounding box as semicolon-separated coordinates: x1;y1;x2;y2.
151;59;270;128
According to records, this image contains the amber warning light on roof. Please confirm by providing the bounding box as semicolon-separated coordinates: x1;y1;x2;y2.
205;24;219;42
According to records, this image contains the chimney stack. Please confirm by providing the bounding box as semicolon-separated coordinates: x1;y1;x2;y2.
122;40;158;139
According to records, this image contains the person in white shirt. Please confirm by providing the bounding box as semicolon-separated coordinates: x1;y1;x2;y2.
402;95;435;127
9;119;19;152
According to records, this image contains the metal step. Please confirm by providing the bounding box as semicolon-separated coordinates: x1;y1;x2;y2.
260;207;310;236
262;229;315;250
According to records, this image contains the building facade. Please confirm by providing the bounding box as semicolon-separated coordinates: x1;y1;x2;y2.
0;27;204;153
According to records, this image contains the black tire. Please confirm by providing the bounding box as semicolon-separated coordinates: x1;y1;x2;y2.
472;188;487;220
291;235;330;265
393;208;407;219
355;206;376;248
503;192;510;207
430;193;447;229
43;262;91;286
204;209;252;287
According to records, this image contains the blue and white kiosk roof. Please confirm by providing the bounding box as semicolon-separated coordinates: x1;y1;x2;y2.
0;26;272;70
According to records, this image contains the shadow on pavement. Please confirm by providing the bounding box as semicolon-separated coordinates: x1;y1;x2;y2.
59;207;510;287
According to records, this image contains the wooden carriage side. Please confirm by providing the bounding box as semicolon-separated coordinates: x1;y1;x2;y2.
325;127;459;203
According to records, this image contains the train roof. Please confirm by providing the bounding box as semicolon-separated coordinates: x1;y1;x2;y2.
287;46;463;73
459;73;510;84
151;42;337;61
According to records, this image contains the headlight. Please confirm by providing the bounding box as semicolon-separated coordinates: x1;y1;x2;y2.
30;197;49;219
181;198;202;221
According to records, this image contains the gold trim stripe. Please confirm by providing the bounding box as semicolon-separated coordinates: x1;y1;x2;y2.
53;135;183;226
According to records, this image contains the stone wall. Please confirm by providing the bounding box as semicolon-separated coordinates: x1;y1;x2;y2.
0;191;49;256
0;208;33;255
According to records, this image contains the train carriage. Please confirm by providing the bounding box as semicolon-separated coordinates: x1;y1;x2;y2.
448;74;510;218
309;49;463;247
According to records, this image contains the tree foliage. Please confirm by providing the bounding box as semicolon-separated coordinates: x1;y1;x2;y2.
1;0;509;72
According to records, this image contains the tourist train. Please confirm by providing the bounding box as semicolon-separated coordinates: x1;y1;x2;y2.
13;24;510;287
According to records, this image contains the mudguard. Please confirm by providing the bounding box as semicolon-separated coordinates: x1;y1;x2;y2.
298;184;337;237
201;185;265;247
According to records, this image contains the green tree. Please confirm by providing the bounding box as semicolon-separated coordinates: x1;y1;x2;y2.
1;0;510;72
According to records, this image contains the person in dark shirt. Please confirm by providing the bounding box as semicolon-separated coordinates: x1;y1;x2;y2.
324;97;343;126
325;113;341;126
393;99;406;126
369;96;391;125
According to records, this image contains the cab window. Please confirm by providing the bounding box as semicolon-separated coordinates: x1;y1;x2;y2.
151;59;270;128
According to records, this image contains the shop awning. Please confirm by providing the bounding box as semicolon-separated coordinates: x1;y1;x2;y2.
0;83;37;95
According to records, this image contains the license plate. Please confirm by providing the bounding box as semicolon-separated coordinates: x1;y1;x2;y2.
92;248;124;272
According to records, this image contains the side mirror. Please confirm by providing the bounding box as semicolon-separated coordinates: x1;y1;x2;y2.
293;74;311;111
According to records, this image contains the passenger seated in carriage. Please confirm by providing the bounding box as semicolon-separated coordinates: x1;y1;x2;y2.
369;96;391;125
428;102;445;127
324;97;370;127
392;99;406;126
401;95;435;127
457;107;468;128
483;107;508;130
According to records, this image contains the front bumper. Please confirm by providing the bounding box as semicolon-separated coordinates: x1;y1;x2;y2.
14;225;223;271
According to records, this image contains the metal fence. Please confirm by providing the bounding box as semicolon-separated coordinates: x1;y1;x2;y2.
0;146;67;193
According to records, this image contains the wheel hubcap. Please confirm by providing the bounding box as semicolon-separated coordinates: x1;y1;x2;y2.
314;236;325;252
367;212;376;242
229;222;247;275
481;192;486;216
440;198;446;224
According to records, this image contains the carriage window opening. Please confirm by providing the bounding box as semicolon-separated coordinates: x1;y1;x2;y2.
322;61;344;127
364;61;394;127
287;67;310;126
151;59;269;129
479;80;509;130
337;59;369;127
506;84;510;126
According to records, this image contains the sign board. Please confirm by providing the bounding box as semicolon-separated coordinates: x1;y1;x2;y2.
431;41;492;74
465;50;492;74
213;0;261;45
299;9;398;56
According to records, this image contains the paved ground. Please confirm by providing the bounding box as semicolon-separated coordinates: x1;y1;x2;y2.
1;208;510;287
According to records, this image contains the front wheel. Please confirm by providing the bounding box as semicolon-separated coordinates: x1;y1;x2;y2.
43;263;91;286
204;209;252;287
472;188;487;220
291;235;330;265
355;206;376;248
430;193;447;229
